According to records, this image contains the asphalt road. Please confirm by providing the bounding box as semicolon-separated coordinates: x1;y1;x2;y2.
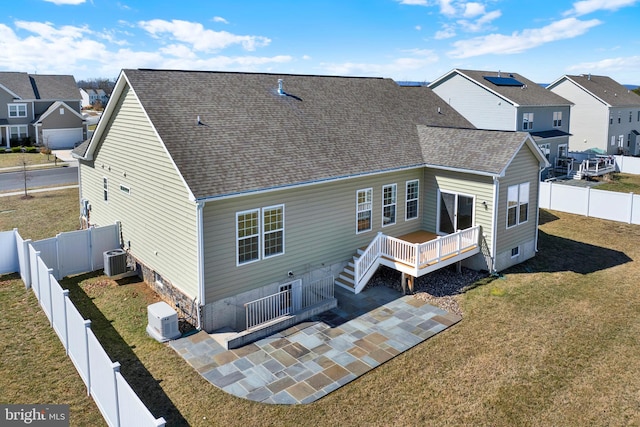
0;166;78;192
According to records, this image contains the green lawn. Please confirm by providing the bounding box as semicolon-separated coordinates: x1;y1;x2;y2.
0;152;59;169
2;192;640;425
596;172;640;193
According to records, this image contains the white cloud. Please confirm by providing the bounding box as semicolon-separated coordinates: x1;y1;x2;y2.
213;16;229;24
415;25;422;31
463;2;485;18
567;56;640;73
435;26;456;39
449;17;601;58
0;19;289;79
321;49;438;78
457;9;501;32
396;0;429;5
565;0;639;16
43;0;86;4
439;0;456;16
138;19;270;52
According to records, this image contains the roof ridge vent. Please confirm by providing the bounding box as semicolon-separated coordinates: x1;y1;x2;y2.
278;79;284;95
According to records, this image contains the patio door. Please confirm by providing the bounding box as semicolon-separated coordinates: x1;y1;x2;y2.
438;191;474;235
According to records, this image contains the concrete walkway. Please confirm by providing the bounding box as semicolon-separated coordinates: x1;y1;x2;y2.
169;286;461;404
0;185;78;198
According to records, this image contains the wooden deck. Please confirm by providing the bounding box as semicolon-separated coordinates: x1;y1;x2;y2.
396;230;438;244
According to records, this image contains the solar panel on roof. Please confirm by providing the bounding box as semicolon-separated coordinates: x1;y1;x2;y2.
483;76;524;86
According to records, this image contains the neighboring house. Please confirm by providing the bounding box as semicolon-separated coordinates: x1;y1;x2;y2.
80;88;91;108
84;88;109;107
429;69;573;178
73;69;547;339
0;72;87;149
547;74;640;156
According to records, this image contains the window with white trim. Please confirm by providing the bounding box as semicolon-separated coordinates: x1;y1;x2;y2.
237;209;260;265
236;205;284;265
103;177;109;202
558;144;567;159
263;205;284;258
507;183;529;228
405;180;419;220
9;125;28;141
382;184;396;226
8;104;27;118
553;111;562;128
356;188;373;233
120;184;130;195
511;247;520;258
539;143;550;161
522;112;534;130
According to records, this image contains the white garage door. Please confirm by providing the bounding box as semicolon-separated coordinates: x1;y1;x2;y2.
42;128;84;149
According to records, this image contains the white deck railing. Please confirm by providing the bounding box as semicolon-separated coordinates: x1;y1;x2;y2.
354;226;480;292
579;156;616;177
245;276;334;330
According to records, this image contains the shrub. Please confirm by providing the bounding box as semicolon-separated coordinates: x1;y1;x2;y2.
40;146;52;155
11;146;23;153
25;146;37;153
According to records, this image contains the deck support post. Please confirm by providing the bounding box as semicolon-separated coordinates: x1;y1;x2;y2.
456;261;462;274
401;273;415;294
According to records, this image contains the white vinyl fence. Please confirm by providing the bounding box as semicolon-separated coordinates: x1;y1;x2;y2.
0;227;166;427
615;155;640;175
540;181;640;225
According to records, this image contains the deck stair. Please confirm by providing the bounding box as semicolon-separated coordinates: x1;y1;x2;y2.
335;227;481;294
335;249;365;292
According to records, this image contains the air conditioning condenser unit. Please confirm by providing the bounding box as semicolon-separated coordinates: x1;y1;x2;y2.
146;301;181;342
104;249;127;276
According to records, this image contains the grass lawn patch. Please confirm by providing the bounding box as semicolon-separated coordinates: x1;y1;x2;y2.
594;172;640;193
0;274;105;426
0;188;79;241
0;152;59;169
3;183;640;426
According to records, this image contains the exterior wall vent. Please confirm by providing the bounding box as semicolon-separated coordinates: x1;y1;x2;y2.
146;302;181;342
104;249;127;276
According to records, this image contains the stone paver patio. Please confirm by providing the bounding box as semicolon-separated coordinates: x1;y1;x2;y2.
169;286;461;404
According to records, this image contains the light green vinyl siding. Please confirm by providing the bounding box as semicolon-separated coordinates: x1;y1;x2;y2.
422;168;494;248
78;85;199;298
495;145;540;255
202;169;423;303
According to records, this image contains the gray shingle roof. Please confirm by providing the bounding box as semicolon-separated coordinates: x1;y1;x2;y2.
121;69;475;199
0;72;36;99
0;72;79;100
561;74;640;107
417;126;533;175
444;69;572;107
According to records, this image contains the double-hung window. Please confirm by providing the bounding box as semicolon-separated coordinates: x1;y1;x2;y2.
8;104;27;118
507;183;529;228
405;180;419;220
522;113;534;130
263;205;284;258
237;205;284;265
553;111;562;128
356;188;373;233
103;177;109;202
9;125;28;141
382;184;396;226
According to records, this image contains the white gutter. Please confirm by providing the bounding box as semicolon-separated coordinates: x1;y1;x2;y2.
196;201;205;330
491;176;500;273
195;163;426;203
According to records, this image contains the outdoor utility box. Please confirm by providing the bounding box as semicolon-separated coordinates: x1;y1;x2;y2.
146;301;181;342
104;249;127;276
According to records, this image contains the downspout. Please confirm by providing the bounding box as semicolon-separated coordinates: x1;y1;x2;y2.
491;176;499;273
535;166;543;252
196;201;205;330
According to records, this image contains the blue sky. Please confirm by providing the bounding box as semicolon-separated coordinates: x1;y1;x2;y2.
1;0;639;84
